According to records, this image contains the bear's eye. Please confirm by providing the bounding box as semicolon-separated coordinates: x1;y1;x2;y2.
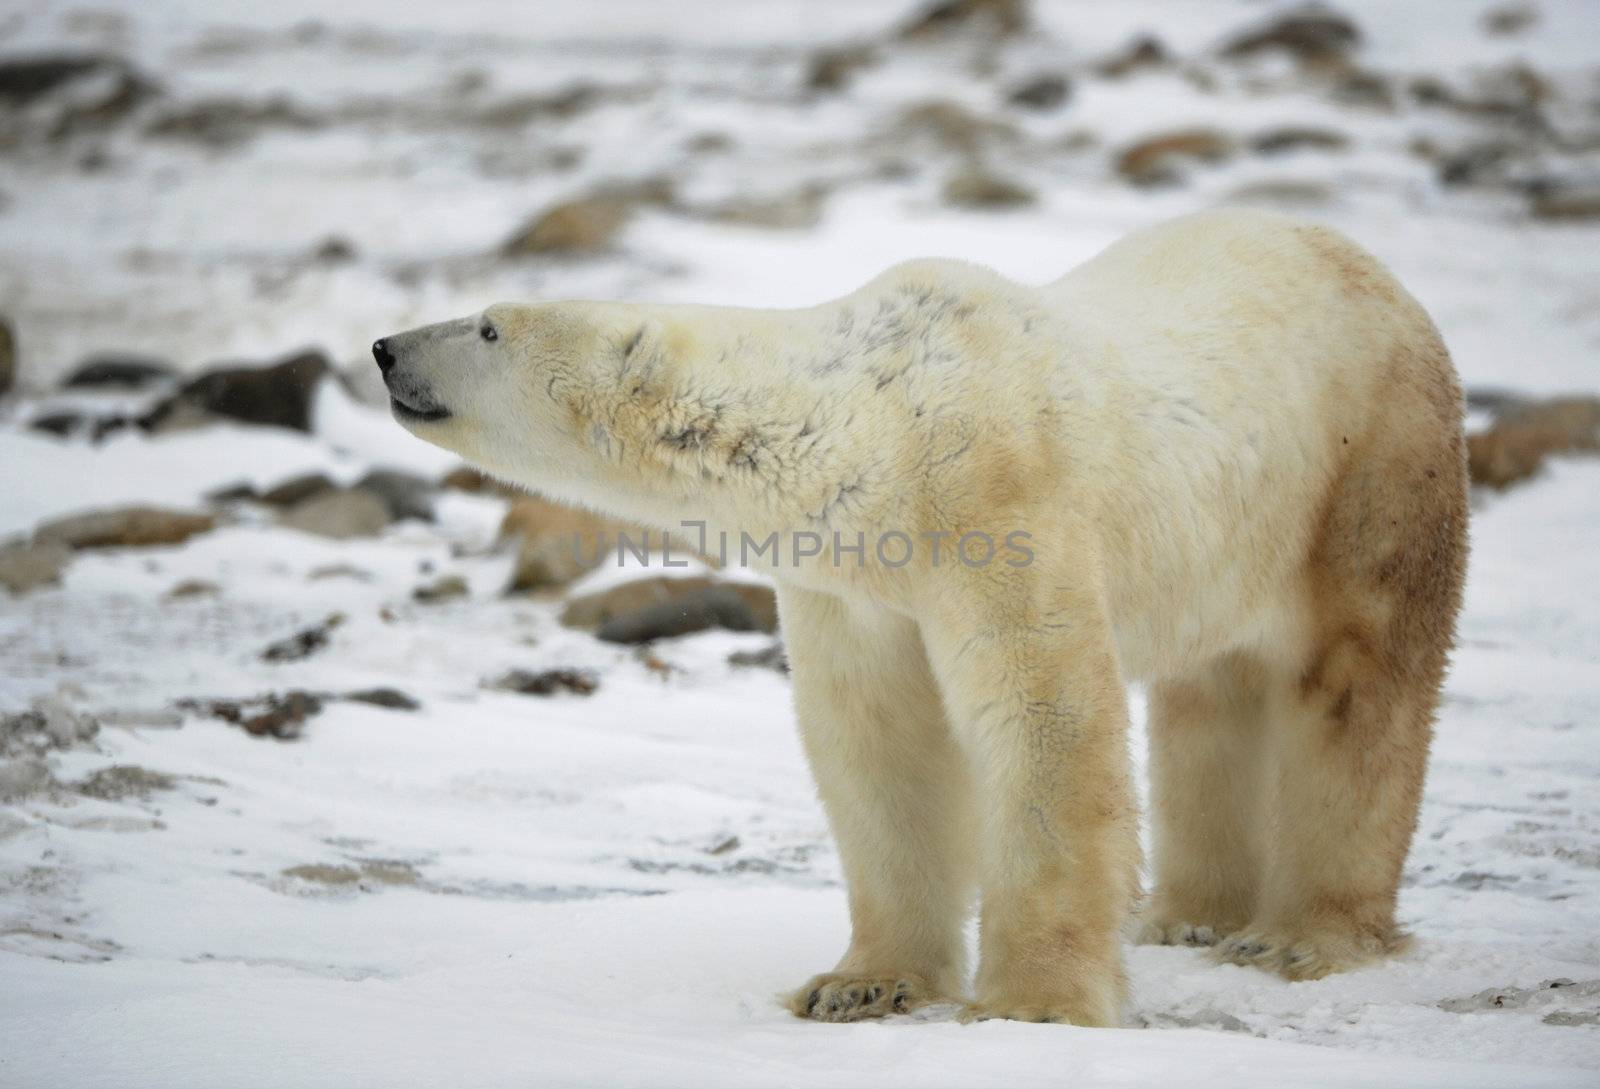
480;324;498;343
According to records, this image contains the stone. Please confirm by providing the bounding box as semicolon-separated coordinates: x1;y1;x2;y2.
805;44;877;92
1219;5;1361;64
143;349;331;433
1249;127;1349;155
280;488;392;539
1093;36;1170;79
942;165;1037;209
413;574;469;603
1482;3;1539;36
439;465;521;497
144;95;320;148
60;354;175;389
355;468;436;522
729;642;789;673
33;506;215;550
259;472;337;508
1115;129;1235;185
0;315;15;397
898;0;1028;40
1467;395;1600;489
595;584;769;644
498;496;639;592
501;178;674;258
1005;74;1071;111
343;688;421;711
700;184;830;230
893;100;1017;156
1528;180;1600;221
488;669;599;696
0;541;71;593
261;614;345;663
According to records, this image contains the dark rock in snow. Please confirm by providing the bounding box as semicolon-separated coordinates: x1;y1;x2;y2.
1219;6;1361;64
1005;74;1071;111
142;349;331;434
355;468;436;522
280;488;392;539
261;613;345;663
0;541;72;593
181;691;324;740
0;315;15;396
942;165;1037;209
489;669;599;697
597;585;765;644
413;574;469;603
33;506;215;550
728;642;789;673
805;44;877;92
259;472;337;508
60;354;176;389
898;0;1029;41
343;688;421;711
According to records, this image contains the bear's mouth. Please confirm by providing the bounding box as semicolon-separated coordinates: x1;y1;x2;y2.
389;393;451;423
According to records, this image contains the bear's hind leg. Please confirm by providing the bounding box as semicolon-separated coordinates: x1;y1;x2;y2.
1139;654;1268;949
1219;379;1467;980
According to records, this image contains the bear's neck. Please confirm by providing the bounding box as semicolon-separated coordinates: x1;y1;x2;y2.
573;300;901;545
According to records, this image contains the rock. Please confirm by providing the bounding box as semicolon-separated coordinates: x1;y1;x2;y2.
942;165;1037;209
596;584;772;644
413;574;469;603
182;691;323;740
501;178;674;258
1219;5;1361;64
0;54;111;104
311;235;357;263
0;697;99;758
343;688;420;711
144;95;320;148
1528;180;1600;221
440;465;521;497
1467;396;1600;489
805;44;877;92
1331;68;1397;110
259;472;337;508
0;54;158;139
701;184;830;230
470;82;612;127
893;100;1017;156
898;0;1029;40
1249;126;1349;154
143;349;331;433
488;669;599;697
60;354;175;389
33;506;215;550
0;541;71;593
280;488;392;539
1092;36;1170;79
73;764;175;801
1115;129;1235;185
1223;180;1334;208
729;642;789;673
1005;73;1071;111
498;496;638;592
204;481;259;504
261;613;345;663
0;315;14;396
355;468;436;522
562;575;716;629
1409;65;1546;121
165;578;220;599
1482;3;1539;35
28;412;80;438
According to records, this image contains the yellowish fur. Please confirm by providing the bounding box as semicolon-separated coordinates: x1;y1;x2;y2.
379;209;1468;1024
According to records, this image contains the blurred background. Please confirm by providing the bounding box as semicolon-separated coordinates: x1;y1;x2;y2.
1;2;1598;1086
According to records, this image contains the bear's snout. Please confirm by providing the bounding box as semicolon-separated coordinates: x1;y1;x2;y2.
372;338;395;373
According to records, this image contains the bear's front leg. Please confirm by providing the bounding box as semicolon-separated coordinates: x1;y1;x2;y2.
922;577;1140;1027
777;584;977;1022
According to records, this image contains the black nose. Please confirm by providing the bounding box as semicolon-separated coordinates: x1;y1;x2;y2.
372;339;395;373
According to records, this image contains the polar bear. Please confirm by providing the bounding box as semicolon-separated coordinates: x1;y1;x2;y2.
372;209;1468;1027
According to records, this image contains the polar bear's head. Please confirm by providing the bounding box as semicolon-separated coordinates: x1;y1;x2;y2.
371;302;695;508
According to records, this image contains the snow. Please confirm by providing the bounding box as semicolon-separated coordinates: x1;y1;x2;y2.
3;0;1600;1085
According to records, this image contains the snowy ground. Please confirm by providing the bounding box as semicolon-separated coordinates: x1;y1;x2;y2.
3;1;1599;1086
